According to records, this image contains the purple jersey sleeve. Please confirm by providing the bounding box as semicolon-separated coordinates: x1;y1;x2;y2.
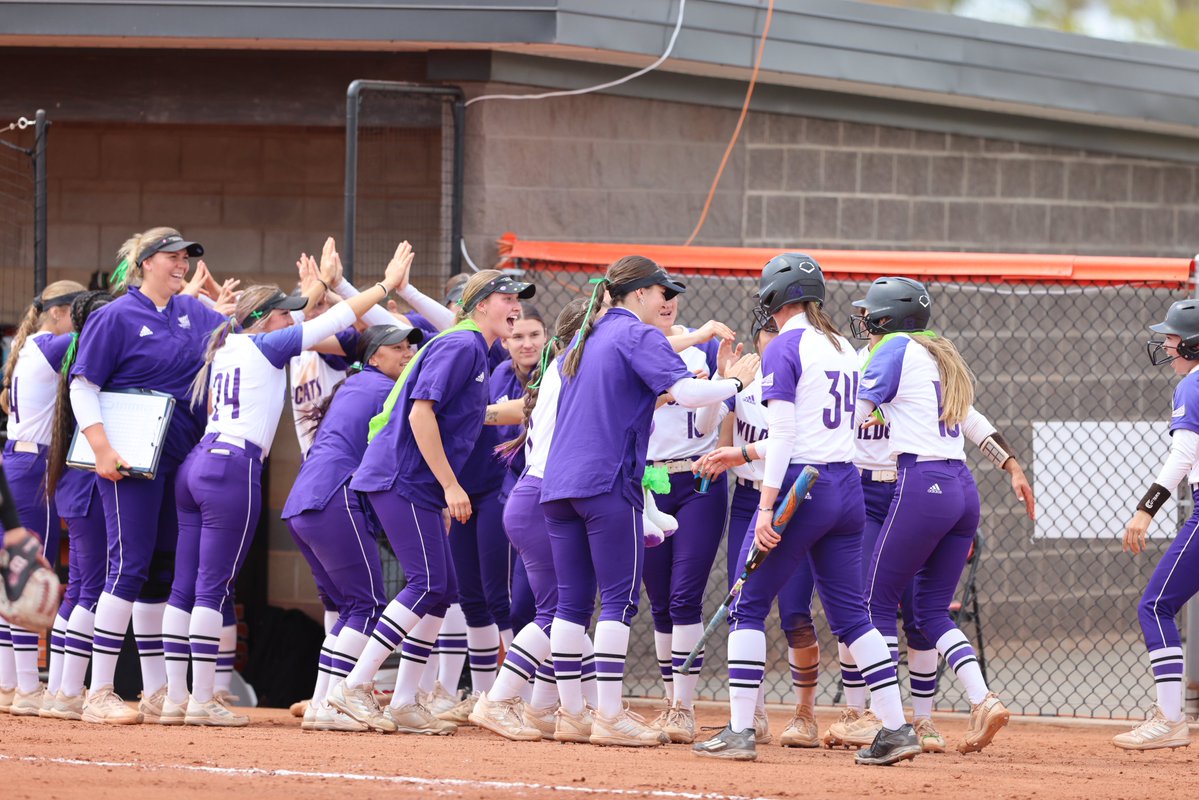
858;336;907;407
409;334;478;406
35;333;74;371
629;325;692;396
1170;374;1199;437
251;325;305;370
70;303;121;386
761;329;804;404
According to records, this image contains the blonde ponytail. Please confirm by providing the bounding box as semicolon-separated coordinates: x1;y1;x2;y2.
1;280;86;413
186;285;280;411
803;302;845;354
907;334;974;427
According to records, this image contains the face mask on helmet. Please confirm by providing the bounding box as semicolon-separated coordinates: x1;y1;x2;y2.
1146;301;1199;367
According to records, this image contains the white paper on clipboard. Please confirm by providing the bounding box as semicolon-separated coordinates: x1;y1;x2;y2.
67;389;176;480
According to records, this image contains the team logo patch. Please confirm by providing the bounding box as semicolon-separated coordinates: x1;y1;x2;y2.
760;373;774;388
498;395;509;403
1173;405;1186;418
138;325;154;337
178;314;191;329
744;394;756;405
918;295;931;308
798;261;816;274
927;483;943;495
475;371;485;383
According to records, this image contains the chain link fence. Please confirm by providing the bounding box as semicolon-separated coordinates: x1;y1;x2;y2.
514;263;1191;719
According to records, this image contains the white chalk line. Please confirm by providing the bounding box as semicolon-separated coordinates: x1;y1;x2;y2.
0;753;778;800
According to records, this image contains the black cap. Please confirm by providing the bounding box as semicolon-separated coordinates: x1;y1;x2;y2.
463;274;536;312
239;290;309;328
611;268;686;301
136;234;204;266
446;283;466;306
360;323;424;363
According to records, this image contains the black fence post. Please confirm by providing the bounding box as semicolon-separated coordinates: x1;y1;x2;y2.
33;109;47;295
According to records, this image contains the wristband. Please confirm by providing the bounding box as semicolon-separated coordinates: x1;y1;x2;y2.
1137;483;1172;517
757;506;773;513
375;282;389;295
731;377;744;393
979;432;1015;469
317;278;330;292
741;445;751;463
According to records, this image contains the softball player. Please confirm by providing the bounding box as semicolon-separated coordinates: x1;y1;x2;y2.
540;256;757;747
694;254;917;766
0;280;86;714
1115;299;1199;750
470;299;598;741
694;315;822;749
41;291;116;720
69;228;231;725
160;249;412;727
283;322;422;732
640;298;735;744
853;276;1027;756
330;269;533;735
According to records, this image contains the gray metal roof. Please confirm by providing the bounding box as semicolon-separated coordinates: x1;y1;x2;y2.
2;0;1197;140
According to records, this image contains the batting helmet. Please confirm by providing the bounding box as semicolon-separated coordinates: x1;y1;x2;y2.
850;277;931;339
1148;300;1199;365
757;254;826;322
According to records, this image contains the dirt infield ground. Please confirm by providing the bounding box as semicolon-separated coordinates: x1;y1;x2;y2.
2;701;1197;799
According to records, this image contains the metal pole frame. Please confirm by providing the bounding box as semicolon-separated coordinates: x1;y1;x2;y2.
343;80;465;283
33;109;47;295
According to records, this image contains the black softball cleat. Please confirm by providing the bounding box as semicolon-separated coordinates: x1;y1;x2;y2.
693;723;758;761
854;723;922;766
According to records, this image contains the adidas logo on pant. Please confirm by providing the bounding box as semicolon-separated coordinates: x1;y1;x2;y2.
927;483;943;495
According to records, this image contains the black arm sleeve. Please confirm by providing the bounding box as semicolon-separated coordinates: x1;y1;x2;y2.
0;466;22;532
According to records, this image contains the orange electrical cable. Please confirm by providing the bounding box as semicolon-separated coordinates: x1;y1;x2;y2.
683;0;775;247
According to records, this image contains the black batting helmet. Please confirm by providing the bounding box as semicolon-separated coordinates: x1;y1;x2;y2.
756;253;826;325
850;277;932;339
1148;300;1199;365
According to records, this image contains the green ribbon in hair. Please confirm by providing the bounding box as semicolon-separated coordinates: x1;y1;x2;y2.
527;336;560;391
110;258;131;290
60;332;79;377
367;318;482;442
642;465;671;495
859;330;937;423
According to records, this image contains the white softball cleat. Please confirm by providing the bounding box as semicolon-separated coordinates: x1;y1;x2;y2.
45;690;86;721
469;691;541;741
957;692;1010;754
185;697;249;727
554;705;593;743
82;685;143;725
914;716;947;753
327;680;397;733
589;705;669;747
385;701;458;735
753;707;773;744
9;685;44;717
780;704;820;748
138;686;169;724
1113;705;1191;751
311;700;369;733
158;694;188;726
522;701;558;740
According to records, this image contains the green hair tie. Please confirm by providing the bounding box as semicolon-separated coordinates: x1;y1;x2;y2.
527;336;560;390
110;258;131;289
642;465;671;495
60;332;79;377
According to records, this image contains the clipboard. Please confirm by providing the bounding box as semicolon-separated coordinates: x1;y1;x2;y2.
67;389;176;480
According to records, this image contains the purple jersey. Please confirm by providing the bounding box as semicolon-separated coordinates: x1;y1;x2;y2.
541;307;691;507
283;366;394;517
459;358;525;495
350;329;490;510
1171;370;1199;438
71;286;228;462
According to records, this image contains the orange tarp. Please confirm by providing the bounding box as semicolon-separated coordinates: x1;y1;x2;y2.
497;233;1194;287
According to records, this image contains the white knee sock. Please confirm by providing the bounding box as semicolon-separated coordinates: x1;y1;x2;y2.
311;632;338;703
935;629;988;705
907;648;939;719
593;620;630;718
581;633;598;709
653;629;674;703
671;623;703;709
419;648;439;694
391;614;443;707
500;627;514;651
491;623;550;702
466;624;500;694
0;621;15;690
727;629;765;733
10;624;40;693
848;630;904;730
89;593;133;691
550;618;586;715
436;603;468;692
215;623;237;693
47;610;69;695
531;658;558;708
161;605;192;703
132;601;167;695
838;641;867;712
346;600;419;689
325;628;368;703
188;606;223;703
60;606;95;697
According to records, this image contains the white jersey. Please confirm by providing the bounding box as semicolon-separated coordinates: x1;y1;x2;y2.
647;343;719;461
6;331;69;446
730;372;768;483
206;328;311;455
760;313;858;464
526;358;563;479
858;333;967;462
289;351;349;458
853;344;895;471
